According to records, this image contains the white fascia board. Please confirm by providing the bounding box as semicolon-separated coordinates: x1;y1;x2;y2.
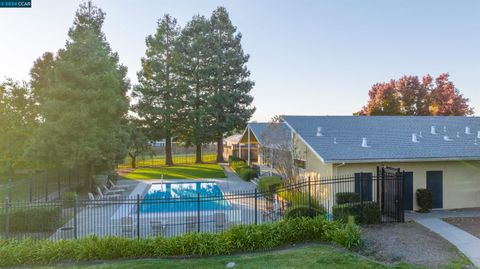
282;119;327;164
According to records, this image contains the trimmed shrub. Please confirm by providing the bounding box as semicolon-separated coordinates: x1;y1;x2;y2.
332;203;362;223
258;176;282;196
0;206;62;232
284;205;324;219
362;202;381;224
230;160;247;172
237;167;257;181
62;191;77;208
336;192;360;205
228;155;243;165
332;201;380;224
416;188;432;213
277;190;324;211
0;217;361;267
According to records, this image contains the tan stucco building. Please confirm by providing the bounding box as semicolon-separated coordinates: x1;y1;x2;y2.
283;115;480;211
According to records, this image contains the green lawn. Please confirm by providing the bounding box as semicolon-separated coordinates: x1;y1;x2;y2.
37;245;418;269
118;153;217;168
123;164;227;179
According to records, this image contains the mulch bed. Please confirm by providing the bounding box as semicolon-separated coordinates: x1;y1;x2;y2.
444;217;480;239
359;221;467;268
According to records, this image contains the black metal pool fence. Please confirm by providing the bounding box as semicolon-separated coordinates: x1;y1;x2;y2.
0;168;404;241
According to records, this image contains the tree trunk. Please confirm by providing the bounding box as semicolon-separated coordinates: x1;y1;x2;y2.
165;134;174;166
216;136;225;163
195;143;202;164
130;155;137;169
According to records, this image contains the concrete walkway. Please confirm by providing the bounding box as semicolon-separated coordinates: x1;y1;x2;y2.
409;211;480;267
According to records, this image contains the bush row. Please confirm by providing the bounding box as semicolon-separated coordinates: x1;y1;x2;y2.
228;157;258;181
258;176;283;196
277;190;325;213
0;217;361;267
0;206;62;232
332;201;381;224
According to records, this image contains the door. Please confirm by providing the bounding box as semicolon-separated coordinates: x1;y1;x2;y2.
426;171;443;209
403;172;413;211
355;173;372;201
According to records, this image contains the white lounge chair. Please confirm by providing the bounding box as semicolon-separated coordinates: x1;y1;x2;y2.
96;186;121;199
109;179;129;189
87;192;110;207
102;183;124;194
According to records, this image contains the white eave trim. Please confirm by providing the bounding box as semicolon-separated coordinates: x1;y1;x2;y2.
282;120;327;164
327;157;480;164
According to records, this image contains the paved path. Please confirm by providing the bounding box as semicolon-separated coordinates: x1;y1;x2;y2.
409;211;480;267
216;163;257;193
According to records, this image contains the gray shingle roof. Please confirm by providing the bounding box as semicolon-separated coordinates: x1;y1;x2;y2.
246;122;291;147
282;115;480;163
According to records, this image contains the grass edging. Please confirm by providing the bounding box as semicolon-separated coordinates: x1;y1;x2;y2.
0;217;360;267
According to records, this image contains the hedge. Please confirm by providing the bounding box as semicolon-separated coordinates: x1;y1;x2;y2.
237;167;257;181
336;192;360;205
416;188;432;213
0;206;62;232
332;201;381;224
258;176;283;196
284;205;323;219
277;190;324;212
0;217;361;267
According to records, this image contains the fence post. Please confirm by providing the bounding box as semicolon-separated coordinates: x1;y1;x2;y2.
57;179;61;199
73;196;78;239
45;171;49;202
29;175;33;203
359;173;364;222
4;198;10;237
307;176;312;213
197;193;201;233
7;178;12;202
376;166;380;204
136;194;141;239
254;188;258;225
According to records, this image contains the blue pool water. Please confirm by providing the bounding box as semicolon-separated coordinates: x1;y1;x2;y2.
139;182;230;213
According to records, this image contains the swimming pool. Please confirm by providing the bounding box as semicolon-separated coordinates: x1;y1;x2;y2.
139;182;230;213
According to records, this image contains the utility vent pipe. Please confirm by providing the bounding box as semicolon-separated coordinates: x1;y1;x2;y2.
333;137;338;144
419;131;423;138
443;136;453;141
412;133;419;143
457;132;460;138
316;127;323;137
477;131;480;139
431;126;437;135
361;137;370;148
443;126;447;132
466;126;472;135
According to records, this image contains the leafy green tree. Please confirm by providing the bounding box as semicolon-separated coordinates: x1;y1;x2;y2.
28;1;129;189
0;79;36;176
133;14;185;166
207;7;255;162
126;118;151;169
176;15;213;163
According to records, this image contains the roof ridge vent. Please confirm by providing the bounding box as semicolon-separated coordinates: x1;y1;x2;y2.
466;126;472;135
431;126;437;135
316;127;323;137
361;137;370;148
412;133;419;143
443;135;453;141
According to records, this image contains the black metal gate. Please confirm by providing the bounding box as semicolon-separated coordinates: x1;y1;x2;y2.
376;166;404;223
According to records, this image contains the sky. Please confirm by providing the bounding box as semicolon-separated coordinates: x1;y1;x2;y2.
1;0;479;121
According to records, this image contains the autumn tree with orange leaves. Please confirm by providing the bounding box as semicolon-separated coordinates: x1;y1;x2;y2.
357;73;473;116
